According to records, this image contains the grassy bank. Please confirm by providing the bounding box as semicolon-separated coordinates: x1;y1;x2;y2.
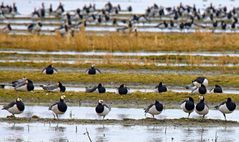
0;90;238;106
1;32;239;52
1;62;239;75
0;118;237;126
0;71;238;87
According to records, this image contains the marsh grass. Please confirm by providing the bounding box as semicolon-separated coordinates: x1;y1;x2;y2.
1;32;239;52
2;61;239;74
1;71;239;87
0;90;238;106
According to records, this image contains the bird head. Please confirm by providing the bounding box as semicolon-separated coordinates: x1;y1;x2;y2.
120;84;125;88
199;95;204;101
98;100;104;104
60;95;66;101
227;97;232;102
188;97;194;102
16;98;22;102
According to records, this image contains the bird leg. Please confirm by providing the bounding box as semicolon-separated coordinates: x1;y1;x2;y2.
52;113;56;119
152;114;154;118
188;113;191;118
223;113;227;121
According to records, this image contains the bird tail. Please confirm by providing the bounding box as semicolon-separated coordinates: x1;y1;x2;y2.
215;105;219;109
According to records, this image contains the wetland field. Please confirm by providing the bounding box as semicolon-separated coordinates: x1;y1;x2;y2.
1;0;239;141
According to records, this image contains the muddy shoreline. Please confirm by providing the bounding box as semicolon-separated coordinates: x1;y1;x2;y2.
0;118;238;126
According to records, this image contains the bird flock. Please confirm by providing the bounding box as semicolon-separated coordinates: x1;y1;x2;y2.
0;64;226;94
0;64;237;121
1;95;236;121
1;2;239;35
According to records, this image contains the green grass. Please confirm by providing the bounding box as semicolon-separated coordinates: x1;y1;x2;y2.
1;62;239;74
0;70;239;87
0;90;238;106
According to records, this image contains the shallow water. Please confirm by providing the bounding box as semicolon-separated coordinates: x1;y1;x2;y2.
0;122;238;142
2;84;238;95
0;106;238;122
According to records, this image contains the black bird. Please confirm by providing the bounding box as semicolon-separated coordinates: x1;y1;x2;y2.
180;97;195;118
40;82;66;92
186;77;208;89
12;78;34;91
42;64;58;74
27;22;42;33
195;96;209;118
155;82;167;93
117;84;129;95
2;98;25;117
95;100;111;119
49;95;67;119
145;100;163;118
86;65;101;75
210;84;223;93
192;84;207;95
215;98;236;120
86;83;106;93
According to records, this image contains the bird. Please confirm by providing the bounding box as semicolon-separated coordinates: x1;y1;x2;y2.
2;98;25;117
42;64;58;74
12;78;34;91
186;77;208;89
49;95;67;119
210;84;223;93
195;96;209;118
95;100;111;119
215;98;236;120
145;100;163;118
27;22;42;33
155;82;167;93
40;82;66;92
2;23;12;33
192;84;207;95
180;97;195;118
12;77;27;88
86;65;101;75
117;84;129;95
85;83;106;93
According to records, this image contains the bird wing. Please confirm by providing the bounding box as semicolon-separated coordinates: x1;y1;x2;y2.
41;67;46;73
215;101;226;109
103;103;111;111
12;78;26;87
96;68;101;73
85;86;97;93
144;103;154;113
41;84;58;91
49;102;58;110
2;101;15;110
53;67;58;72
